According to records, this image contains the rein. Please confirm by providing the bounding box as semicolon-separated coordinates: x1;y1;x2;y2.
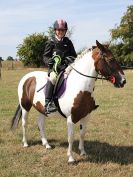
70;65;108;80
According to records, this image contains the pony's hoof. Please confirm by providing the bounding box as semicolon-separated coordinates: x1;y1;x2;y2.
23;143;28;147
42;142;51;149
46;144;52;149
68;157;76;164
80;151;87;156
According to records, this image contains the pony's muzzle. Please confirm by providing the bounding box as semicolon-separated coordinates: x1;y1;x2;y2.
115;77;126;88
121;78;126;87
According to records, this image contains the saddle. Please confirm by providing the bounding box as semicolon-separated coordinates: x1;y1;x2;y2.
53;71;67;99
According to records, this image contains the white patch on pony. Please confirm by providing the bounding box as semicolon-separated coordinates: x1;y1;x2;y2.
59;50;97;117
33;71;48;107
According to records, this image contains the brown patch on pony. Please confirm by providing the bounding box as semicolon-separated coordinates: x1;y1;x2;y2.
92;48;103;72
21;77;36;111
92;46;113;75
71;91;96;124
92;47;100;61
33;101;47;116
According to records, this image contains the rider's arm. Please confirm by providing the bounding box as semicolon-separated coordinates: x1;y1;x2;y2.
43;40;54;66
69;40;77;59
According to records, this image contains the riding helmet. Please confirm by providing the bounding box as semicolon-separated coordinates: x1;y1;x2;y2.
54;19;68;30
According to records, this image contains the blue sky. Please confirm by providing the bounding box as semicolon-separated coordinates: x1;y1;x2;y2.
0;0;132;59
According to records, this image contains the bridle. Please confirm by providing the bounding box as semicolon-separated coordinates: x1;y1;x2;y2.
69;51;114;81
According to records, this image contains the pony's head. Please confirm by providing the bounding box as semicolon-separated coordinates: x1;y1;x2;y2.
92;40;126;88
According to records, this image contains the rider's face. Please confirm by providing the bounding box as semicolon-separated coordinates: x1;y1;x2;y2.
55;29;66;39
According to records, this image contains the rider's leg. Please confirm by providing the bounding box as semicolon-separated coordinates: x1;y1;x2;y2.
45;72;57;113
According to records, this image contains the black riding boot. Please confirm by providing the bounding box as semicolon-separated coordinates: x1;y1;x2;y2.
45;81;57;114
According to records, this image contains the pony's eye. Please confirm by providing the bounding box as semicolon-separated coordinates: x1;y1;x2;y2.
108;58;115;64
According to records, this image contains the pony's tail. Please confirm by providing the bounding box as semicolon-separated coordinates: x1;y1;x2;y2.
11;104;22;130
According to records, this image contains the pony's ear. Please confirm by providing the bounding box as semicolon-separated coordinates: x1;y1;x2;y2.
96;40;105;52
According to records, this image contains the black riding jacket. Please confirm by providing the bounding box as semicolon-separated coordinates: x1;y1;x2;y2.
43;36;77;73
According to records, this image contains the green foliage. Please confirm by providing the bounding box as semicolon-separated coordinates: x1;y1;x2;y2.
17;33;48;67
47;26;55;38
6;56;14;61
110;5;133;64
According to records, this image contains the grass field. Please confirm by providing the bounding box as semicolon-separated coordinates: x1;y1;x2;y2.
0;69;133;177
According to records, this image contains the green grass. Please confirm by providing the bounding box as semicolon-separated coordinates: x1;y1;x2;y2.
0;69;133;177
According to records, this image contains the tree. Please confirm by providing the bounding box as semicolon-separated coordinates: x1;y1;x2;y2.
7;56;14;61
17;33;48;67
110;5;133;65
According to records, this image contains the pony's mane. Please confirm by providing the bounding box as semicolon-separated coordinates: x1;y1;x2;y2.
76;48;92;61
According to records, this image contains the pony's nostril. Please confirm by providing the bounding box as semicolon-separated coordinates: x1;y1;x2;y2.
123;79;126;85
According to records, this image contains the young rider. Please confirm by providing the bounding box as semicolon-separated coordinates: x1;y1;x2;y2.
43;19;77;113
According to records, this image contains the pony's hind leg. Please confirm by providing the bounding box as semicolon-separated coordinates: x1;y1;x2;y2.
37;113;51;149
22;108;29;147
79;116;89;156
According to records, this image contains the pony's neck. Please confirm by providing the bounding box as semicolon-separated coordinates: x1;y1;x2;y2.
69;50;97;93
75;51;97;77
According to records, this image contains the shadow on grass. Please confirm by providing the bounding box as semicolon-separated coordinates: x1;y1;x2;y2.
60;140;133;165
26;139;132;165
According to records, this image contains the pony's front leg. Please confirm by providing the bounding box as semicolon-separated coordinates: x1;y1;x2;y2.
79;116;89;156
67;115;75;163
22;109;28;147
37;113;51;149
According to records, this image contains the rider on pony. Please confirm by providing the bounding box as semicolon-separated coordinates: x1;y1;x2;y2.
43;19;77;114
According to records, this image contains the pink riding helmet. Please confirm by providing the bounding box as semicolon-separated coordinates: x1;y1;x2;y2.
54;19;68;30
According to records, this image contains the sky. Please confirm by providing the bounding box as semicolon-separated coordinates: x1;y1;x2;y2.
0;0;132;59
